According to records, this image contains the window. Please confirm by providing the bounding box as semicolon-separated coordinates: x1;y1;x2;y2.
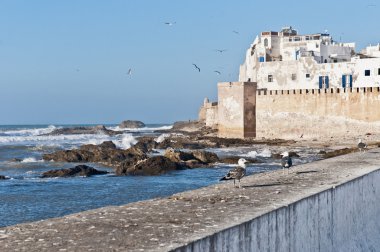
316;44;319;48
264;38;268;47
365;70;371;76
378;68;380;75
306;73;310;79
291;73;297;80
268;75;273;82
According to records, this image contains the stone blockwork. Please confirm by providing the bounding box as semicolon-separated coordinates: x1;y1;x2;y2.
256;86;380;139
217;82;256;138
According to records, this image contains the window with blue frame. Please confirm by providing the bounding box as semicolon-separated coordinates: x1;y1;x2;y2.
259;56;265;62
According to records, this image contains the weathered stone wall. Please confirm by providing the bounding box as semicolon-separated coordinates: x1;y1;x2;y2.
256;87;380;139
217;82;256;138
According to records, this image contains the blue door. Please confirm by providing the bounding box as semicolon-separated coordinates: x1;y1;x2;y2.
319;76;323;89
259;57;265;62
342;75;346;88
349;75;353;88
325;76;329;88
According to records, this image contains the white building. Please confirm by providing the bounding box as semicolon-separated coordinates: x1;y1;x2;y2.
239;27;380;90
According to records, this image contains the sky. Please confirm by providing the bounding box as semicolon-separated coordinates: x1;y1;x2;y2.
0;0;379;124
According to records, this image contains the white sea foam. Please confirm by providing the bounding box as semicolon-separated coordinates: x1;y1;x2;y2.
244;151;258;158
257;148;272;158
155;133;171;143
113;134;137;149
107;125;173;132
1;125;57;136
21;157;44;163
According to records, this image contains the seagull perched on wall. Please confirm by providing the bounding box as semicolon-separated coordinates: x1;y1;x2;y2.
192;63;200;72
357;139;367;152
281;152;292;174
220;158;248;188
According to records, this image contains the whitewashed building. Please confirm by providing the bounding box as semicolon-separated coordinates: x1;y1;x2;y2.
239;27;380;90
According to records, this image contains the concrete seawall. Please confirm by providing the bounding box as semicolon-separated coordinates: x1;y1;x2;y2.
1;149;380;251
174;167;380;252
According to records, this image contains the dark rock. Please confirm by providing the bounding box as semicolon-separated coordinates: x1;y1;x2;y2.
125;156;180;176
219;156;258;164
119;120;145;129
323;148;357;159
98;141;117;149
0;175;10;180
191;150;219;163
164;148;195;162
41;165;108;178
44;125;122;136
10;158;22;162
171;121;205;132
318;150;327;155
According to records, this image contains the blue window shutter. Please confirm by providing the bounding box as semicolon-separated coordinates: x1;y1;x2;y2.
342;75;346;88
259;57;264;62
349;75;353;88
319;76;323;89
325;76;329;88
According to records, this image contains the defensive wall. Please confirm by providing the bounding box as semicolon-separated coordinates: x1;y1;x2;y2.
201;82;380;139
256;85;380;139
1;149;380;251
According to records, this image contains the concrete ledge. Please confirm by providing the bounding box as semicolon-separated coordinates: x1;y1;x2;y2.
1;149;380;251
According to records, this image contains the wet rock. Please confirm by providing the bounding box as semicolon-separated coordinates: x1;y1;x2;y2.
171;121;205;132
323;148;357;159
125;156;181;176
10;158;22;162
44;125;121;136
43;141;147;165
191;150;219;163
0;175;10;180
219;156;258;164
119;120;145;129
164;148;195;162
41;165;108;178
156;138;207;150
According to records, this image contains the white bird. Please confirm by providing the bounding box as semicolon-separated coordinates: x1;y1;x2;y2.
358;139;367;152
214;70;221;75
233;30;239;34
192;63;200;72
280;152;292;174
220;158;248;188
127;68;132;76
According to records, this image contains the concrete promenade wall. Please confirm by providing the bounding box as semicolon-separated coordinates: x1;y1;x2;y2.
1;150;380;251
256;87;380;139
174;168;380;252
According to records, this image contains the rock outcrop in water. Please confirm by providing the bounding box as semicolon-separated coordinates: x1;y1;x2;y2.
44;125;122;136
41;165;108;178
120;156;181;176
0;175;10;180
119;120;145;129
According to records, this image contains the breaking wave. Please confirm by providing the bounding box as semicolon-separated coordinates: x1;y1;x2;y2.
113;134;137;149
21;157;44;163
107;125;173;132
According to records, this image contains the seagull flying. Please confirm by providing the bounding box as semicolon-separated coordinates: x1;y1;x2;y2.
164;22;176;26
280;152;292;174
127;68;132;76
192;63;200;72
233;30;239;34
214;70;221;75
358;139;367;152
220;158;248;188
215;49;227;53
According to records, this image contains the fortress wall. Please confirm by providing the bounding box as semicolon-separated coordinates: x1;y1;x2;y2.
173;168;380;252
217;82;256;138
256;87;380;139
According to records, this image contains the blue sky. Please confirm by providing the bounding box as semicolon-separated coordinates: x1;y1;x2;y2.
0;0;378;124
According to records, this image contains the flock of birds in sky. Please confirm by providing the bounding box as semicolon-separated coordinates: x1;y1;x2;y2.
124;21;239;77
220;139;368;189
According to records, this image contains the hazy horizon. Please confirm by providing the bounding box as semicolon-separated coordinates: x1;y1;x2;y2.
1;0;379;124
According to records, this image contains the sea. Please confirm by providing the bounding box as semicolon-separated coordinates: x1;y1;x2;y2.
0;124;323;227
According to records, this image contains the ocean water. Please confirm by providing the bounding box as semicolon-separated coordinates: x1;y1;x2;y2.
0;124;323;227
